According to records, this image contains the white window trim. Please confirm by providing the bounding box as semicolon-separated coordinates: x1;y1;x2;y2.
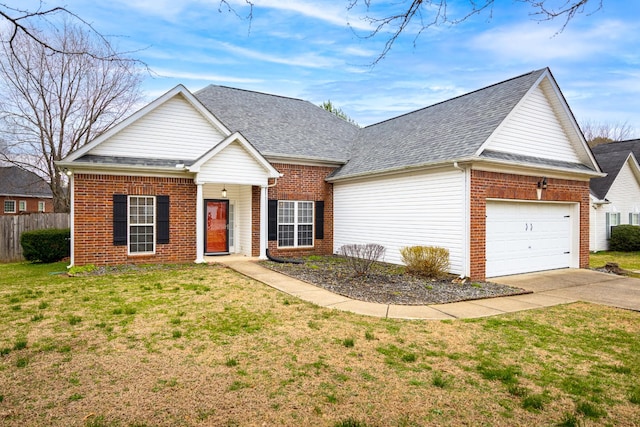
277;200;314;248
38;201;45;212
630;212;640;226
19;200;27;211
128;195;156;255
4;200;16;213
606;212;621;239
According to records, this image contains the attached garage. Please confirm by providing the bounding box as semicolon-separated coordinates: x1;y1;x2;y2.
485;201;579;277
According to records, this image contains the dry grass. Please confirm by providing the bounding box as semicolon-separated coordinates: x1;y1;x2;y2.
0;261;639;427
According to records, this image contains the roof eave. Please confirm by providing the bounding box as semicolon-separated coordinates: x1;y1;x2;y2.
328;156;605;183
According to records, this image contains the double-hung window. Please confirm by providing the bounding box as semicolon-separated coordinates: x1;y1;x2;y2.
129;196;155;254
630;212;640;226
4;200;16;213
277;201;313;247
606;212;621;239
38;201;45;212
19;200;27;211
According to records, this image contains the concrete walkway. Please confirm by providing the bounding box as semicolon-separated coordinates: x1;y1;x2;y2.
211;256;615;320
491;268;640;313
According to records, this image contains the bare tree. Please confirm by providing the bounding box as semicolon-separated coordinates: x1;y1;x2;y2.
0;21;143;212
348;0;603;63
581;120;634;147
0;2;130;59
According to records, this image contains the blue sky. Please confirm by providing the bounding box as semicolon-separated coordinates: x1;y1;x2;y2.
15;1;640;133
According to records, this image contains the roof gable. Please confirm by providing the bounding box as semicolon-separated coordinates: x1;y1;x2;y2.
479;72;596;167
591;139;640;199
189;132;281;185
62;85;231;163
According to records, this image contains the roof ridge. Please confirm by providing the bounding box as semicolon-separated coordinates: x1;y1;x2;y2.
363;68;546;129
196;84;312;105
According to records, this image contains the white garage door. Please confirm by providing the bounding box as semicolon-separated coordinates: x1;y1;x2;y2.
486;201;572;277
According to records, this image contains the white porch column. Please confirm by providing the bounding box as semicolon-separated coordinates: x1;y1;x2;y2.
259;185;268;259
195;182;205;263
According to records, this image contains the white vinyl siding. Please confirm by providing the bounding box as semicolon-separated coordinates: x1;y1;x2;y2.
333;169;465;275
198;142;270;186
129;196;155;254
485;85;580;163
590;158;640;251
90;95;227;160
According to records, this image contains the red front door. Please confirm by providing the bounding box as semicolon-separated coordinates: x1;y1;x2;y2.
205;200;228;253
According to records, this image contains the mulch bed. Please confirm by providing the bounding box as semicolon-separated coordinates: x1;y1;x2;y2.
260;255;530;305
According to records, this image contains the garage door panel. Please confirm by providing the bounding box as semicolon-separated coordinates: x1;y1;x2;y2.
486;202;572;277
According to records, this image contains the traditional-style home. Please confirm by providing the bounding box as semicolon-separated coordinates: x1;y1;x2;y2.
0;166;53;215
57;68;603;279
589;139;640;251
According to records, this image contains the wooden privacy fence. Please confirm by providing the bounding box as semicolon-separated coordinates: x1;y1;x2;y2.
0;213;70;262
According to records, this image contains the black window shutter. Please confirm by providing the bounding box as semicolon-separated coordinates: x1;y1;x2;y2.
113;194;127;246
315;201;324;240
156;195;170;244
268;200;278;241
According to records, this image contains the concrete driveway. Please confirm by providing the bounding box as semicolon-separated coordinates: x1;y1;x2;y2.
491;268;640;312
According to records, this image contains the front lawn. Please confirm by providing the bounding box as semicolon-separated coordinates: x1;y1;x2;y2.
1;262;639;426
590;251;640;273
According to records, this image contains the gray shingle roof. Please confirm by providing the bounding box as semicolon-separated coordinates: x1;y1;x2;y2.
76;154;192;168
590;139;640;199
329;69;547;179
0;166;52;197
195;86;360;163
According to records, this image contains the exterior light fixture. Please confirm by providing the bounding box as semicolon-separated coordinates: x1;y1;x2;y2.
63;168;72;176
222;187;227;198
536;177;547;200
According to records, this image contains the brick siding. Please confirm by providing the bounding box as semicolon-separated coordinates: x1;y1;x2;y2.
1;196;53;214
470;170;590;280
252;163;336;257
73;174;196;265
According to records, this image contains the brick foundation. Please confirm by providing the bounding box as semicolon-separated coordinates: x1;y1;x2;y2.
470;170;590;280
73;174;196;266
252;163;336;257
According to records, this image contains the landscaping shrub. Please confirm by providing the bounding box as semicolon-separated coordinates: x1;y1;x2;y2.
609;225;640;252
339;243;385;276
400;245;449;278
20;228;70;263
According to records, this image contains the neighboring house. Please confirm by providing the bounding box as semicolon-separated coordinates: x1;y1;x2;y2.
0;166;54;215
57;68;603;279
589;139;640;252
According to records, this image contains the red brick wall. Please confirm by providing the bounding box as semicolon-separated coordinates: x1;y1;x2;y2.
252;163;336;257
73;174;196;266
470;170;590;280
0;196;53;215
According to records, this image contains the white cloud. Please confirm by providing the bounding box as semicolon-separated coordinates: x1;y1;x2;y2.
214;41;342;68
471;19;630;62
150;68;263;83
226;0;373;30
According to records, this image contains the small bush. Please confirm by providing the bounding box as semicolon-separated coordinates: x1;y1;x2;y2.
339;244;385;276
609;224;640;251
20;228;70;263
400;246;450;278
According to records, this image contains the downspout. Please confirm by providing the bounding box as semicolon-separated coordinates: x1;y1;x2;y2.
453;162;470;278
260;177;279;259
67;171;75;268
